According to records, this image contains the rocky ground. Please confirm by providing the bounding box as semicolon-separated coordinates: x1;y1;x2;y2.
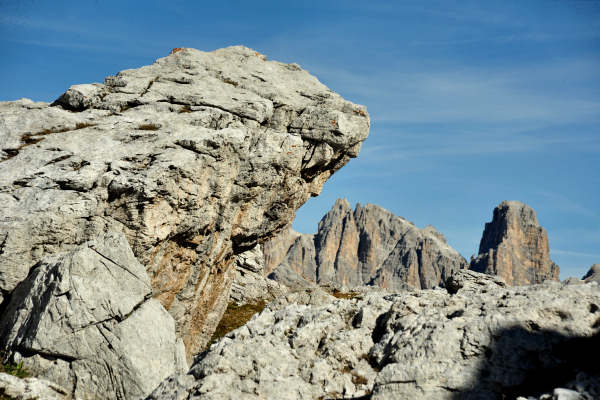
1;45;597;400
150;270;600;399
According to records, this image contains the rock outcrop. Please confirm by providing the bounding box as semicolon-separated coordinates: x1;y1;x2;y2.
583;264;600;283
0;45;369;367
230;244;288;306
149;270;600;399
0;232;187;399
264;199;468;290
470;200;560;285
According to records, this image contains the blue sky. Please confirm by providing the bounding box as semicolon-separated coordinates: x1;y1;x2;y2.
1;0;599;279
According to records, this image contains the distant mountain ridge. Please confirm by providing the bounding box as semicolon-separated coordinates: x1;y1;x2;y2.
263;198;468;290
264;199;562;289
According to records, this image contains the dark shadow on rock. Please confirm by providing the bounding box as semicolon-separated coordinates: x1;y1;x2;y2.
454;326;600;399
322;395;371;400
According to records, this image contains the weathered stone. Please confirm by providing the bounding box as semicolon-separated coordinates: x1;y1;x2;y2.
267;263;318;291
0;46;369;360
149;292;392;400
263;199;468;290
0;232;187;400
230;244;288;305
470;200;560;285
583;264;600;283
150;270;600;399
0;373;69;400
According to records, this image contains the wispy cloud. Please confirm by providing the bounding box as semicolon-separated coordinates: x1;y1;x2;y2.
553;249;600;258
0;14;176;56
536;191;600;220
308;60;600;125
358;129;600;162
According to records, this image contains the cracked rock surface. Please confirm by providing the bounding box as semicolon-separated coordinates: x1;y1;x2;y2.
149;270;600;399
0;232;187;400
0;45;369;363
230;244;288;306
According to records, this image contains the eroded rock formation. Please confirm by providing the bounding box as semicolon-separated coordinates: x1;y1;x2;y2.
264;199;468;290
0;46;369;396
470;200;560;285
149;270;600;399
230;245;288;306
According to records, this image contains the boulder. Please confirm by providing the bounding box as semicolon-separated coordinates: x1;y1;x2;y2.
0;232;186;400
149;270;600;399
470;201;560;285
263;199;468;290
0;46;369;360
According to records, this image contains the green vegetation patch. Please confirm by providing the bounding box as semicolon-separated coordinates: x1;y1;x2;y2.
208;301;267;347
0;353;29;379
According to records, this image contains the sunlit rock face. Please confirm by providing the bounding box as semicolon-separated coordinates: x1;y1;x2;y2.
0;45;370;370
264;199;468;290
470;200;560;285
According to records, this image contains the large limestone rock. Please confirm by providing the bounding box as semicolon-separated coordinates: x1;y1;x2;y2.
149;270;600;399
0;46;369;360
0;232;187;400
470;200;560;285
263;199;468;290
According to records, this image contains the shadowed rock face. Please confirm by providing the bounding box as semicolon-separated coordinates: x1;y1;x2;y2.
470;200;560;285
264;199;468;290
0;45;369;367
583;264;600;283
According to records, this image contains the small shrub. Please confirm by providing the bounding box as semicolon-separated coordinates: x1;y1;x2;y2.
222;78;238;87
0;353;29;379
137;123;160;131
74;122;95;130
331;289;362;300
178;105;192;113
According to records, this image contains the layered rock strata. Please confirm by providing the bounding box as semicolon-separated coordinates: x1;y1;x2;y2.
0;45;369;365
264;199;468;290
149;270;600;399
470;200;560;285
